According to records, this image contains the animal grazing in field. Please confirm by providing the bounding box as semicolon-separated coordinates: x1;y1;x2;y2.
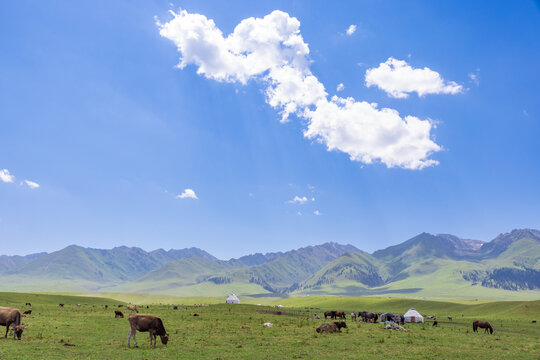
59;304;64;307
433;321;438;327
173;306;178;310
193;313;200;317
360;312;378;323
115;311;124;318
473;320;493;334
0;306;25;340
126;305;138;313
316;321;348;334
23;310;31;315
104;305;108;309
240;325;251;329
324;311;337;319
532;320;537;323
77;304;81;307
118;305;123;308
350;313;357;321
127;313;169;348
448;316;452;321
25;303;31;306
335;311;346;319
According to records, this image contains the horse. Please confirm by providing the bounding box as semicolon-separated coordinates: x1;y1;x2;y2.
363;312;378;323
335;311;346;319
324;311;337;320
473;320;493;334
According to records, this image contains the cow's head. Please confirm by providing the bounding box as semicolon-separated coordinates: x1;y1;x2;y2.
160;333;169;346
13;325;25;340
336;321;347;329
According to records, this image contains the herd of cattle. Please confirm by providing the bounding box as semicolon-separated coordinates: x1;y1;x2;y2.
0;303;500;347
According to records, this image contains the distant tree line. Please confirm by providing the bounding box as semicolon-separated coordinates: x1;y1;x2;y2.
462;267;540;291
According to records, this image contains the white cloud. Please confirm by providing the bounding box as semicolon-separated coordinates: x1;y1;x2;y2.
159;10;442;169
314;210;320;215
336;83;344;92
345;25;357;36
304;96;440;169
365;57;463;98
176;188;198;199
288;195;308;204
24;180;40;189
0;169;15;183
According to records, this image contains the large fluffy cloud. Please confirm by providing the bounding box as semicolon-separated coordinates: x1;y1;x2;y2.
159;10;441;169
0;169;15;183
365;57;463;98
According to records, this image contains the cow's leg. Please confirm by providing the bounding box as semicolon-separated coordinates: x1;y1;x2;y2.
4;325;9;338
149;331;153;347
127;328;131;347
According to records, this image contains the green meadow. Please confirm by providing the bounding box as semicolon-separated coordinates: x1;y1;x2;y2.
1;292;539;359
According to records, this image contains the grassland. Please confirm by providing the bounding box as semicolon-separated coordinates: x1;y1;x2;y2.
0;292;538;359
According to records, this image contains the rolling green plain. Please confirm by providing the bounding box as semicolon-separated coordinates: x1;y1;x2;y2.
0;292;539;359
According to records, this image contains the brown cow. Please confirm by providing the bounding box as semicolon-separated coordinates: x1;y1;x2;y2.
23;310;31;315
0;307;25;340
126;305;138;313
115;310;124;318
59;304;64;307
316;321;347;334
127;314;169;347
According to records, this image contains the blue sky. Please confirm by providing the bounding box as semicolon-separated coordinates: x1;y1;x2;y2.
1;1;539;259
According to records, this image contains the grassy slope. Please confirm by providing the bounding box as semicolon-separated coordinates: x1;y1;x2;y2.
0;293;538;359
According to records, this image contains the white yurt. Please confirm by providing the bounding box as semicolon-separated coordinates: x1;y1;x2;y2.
226;293;240;304
404;308;424;323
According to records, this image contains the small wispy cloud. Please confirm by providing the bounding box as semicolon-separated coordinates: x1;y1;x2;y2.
346;24;357;36
336;83;344;92
314;210;321;216
24;180;40;189
176;188;198;199
0;169;15;183
288;195;308;204
468;71;479;86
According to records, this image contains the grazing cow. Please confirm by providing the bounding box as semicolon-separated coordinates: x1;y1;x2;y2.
532;320;537;323
23;310;31;315
316;321;347;334
0;307;25;340
115;311;124;318
126;305;138;313
433;321;438;327
193;313;200;317
473;320;493;334
350;313;357;321
59;304;64;307
127;314;169;348
25;303;31;306
448;316;453;321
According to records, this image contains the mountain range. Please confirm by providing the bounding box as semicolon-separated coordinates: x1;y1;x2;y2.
1;229;539;300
